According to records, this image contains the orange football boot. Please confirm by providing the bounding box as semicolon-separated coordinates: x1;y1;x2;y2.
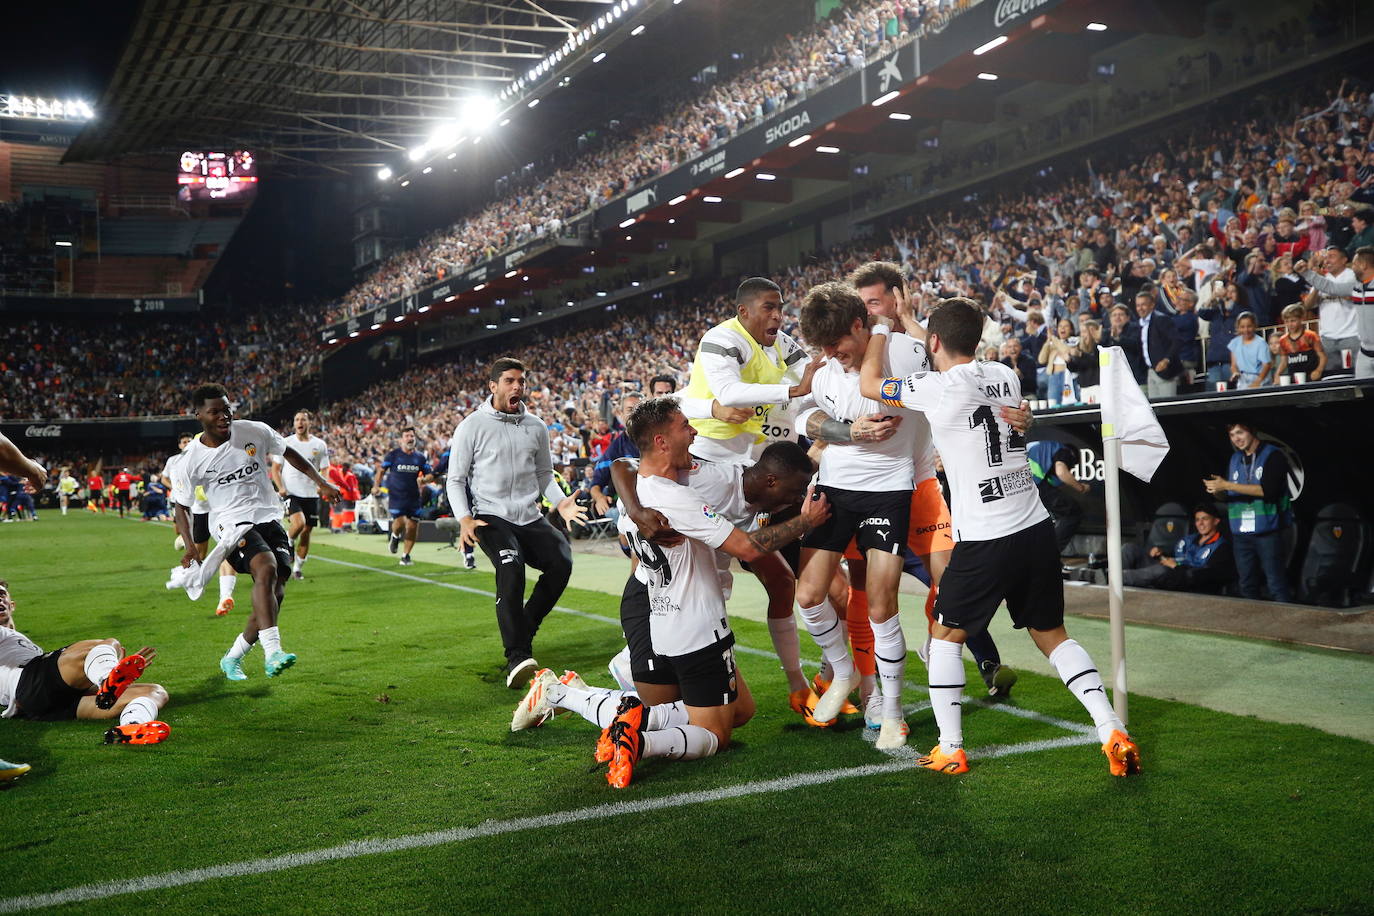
916;744;969;775
95;655;148;710
103;721;171;745
1102;729;1141;777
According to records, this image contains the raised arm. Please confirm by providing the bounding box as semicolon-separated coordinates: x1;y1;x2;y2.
716;488;830;563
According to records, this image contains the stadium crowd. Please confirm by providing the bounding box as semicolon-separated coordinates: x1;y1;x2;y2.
324;0;977;324
0;305;322;420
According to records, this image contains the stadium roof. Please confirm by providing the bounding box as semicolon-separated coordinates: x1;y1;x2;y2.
63;0;645;176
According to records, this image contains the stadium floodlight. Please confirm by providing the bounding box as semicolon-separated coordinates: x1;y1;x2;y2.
54;240;73;247
703;195;722;203
673;0;683;5
461;96;499;132
486;323;498;329
377;167;393;180
420;305;433;313
421;166;433;174
756;173;777;181
668;194;688;205
393;315;406;323
505;270;518;278
871;90;900;107
787;133;812;148
370;323;382;330
1086;22;1108;31
614;3;624;17
408;145;428;161
667;218;676;224
400;180;411;187
725;167;746;179
631;25;645;35
973;35;1007;55
474;283;487;291
889;112;912;120
499;118;510;127
348;331;360;338
816;145;841;153
328;337;339;344
447;152;457;160
619;217;636;228
625;235;632;240
597;291;608;297
977;72;999;80
593;52;607;63
527;98;540;108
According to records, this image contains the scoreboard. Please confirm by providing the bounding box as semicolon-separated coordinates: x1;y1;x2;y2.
177;151;258;201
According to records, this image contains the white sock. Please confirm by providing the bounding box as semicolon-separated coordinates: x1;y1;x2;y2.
927;638;965;750
870;615;907;720
607;646;635;691
646;701;690;730
860;673;878;705
82;644;119;685
1049;638;1124;743
642;724;719;760
797;598;854;681
766;616;808;691
259;626;283;657
226;633;253;660
550;683;630;728
119;695;160;726
219;574;237;602
293;555;305;573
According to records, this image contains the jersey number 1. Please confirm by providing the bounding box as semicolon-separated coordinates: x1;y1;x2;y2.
969;405;1025;467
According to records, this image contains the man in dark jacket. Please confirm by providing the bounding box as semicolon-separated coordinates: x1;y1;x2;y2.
1100;304;1145;384
1074;503;1235;592
1135;290;1181;397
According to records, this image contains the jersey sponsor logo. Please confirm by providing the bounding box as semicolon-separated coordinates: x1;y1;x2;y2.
702;505;718;519
216;461;261;486
911;521;951;535
860;517;891;526
978;476;1005;502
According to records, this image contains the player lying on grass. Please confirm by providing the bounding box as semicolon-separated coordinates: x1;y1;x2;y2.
514;404;829;788
173;384;340;681
0;579;170;744
858;293;1140;776
511;442;815;758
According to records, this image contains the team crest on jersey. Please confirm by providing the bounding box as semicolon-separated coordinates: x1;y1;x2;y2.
880;378;902;402
702;505;717;519
245;443;258;457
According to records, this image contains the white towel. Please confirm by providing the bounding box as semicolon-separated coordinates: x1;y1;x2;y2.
1099;346;1169;482
165;523;250;600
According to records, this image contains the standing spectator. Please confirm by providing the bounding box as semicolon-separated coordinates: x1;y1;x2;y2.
1101;304;1145;383
1298;247;1360;372
1038;318;1077;407
1065;318;1102;402
1136;290;1181;397
999;337;1039;399
1344;208;1374;257
1172;289;1201;383
1204;423;1293;603
1199;280;1242;384
1274;304;1326;382
1227;312;1272;388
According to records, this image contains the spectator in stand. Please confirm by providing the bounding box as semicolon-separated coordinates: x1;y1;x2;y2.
1038;318;1077;407
1299;245;1374;379
1064;318;1102;402
1136;289;1181;398
1227;312;1273;388
1101;304;1144;384
1199;280;1242;384
1345;208;1374;257
1075;503;1235;593
1300;247;1359;369
1274;304;1326;382
1020;312;1047;364
1204;423;1293;603
1000;337;1039;399
1172;289;1201;383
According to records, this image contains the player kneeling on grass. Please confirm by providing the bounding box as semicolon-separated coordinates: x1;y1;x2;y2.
858;295;1140;777
172;384;340;681
515;400;830;788
0;579;170;744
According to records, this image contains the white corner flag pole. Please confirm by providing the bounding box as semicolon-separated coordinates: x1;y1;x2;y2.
1101;430;1129;725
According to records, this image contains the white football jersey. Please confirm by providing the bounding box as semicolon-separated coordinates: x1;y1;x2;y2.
627;473;736;657
808;359;916;492
0;627;44;719
888;331;938;485
173;419;288;539
879;360;1048;542
273;434;329;498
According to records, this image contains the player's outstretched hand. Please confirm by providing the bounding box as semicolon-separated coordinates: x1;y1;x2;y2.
711;400;753;425
317;482;341;503
631;507;682;547
1001;399;1035;433
459;515;488;549
801;486;831;528
556;494;588;526
852;413;902;442
894;284;918;330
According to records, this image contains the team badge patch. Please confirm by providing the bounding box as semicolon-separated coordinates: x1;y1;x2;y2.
702;505;717;519
879;378;902;404
245;443;258;457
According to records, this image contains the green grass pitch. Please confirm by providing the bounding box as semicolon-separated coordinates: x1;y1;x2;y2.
1;513;1370;914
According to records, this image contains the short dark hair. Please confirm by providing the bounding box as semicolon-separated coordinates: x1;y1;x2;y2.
926;297;984;358
1353;208;1374;224
489;357;525;381
1193;501;1223;521
1353;246;1374;269
799;282;865;348
626;396;681;452
190;383;228;407
649;374;677;392
177;431;193;442
1135;290;1155;304
401;426;416;435
754;441;815;479
1225;420;1255;434
848;261;906;295
736;277;781;305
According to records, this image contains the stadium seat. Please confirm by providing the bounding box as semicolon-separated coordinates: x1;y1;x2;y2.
1144;502;1189;555
1297;504;1371;608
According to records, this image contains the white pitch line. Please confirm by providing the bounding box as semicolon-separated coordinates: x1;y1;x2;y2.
0;731;1097;913
312;554;1094;736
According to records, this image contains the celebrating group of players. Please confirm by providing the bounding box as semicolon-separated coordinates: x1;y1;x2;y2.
500;263;1141;787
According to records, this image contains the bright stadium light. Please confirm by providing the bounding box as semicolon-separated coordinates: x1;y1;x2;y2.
505;270;518;278
473;283;487;291
408;145;428;161
528;98;540;108
755;173;776;181
593;52;607;63
393;315;406;323
422;166;433;174
400;179;411;187
370;323;382;330
973;35;1007;55
377;167;392;180
1086;22;1108;31
889;112;912;120
667;218;676;224
631;25;645;35
54;240;73;247
977;72;1000;80
619;217;636;228
461;96;499;131
327;337;339;344
816;145;841;153
725;167;746;179
787;133;812;148
348;331;360;338
871;90;900;107
447;152;457;160
703;195;722;203
669;194;688;205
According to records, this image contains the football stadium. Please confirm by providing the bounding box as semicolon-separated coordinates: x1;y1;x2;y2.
2;0;1373;911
